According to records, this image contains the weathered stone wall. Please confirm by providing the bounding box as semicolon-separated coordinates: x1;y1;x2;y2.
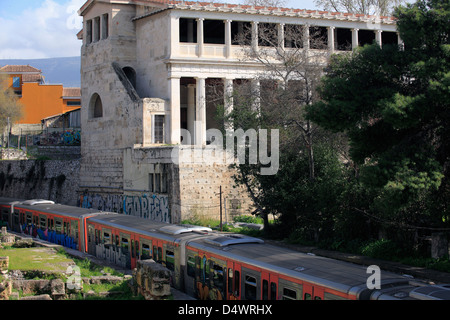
0;160;80;206
132;259;172;300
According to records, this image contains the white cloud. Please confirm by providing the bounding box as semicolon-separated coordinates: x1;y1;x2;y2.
0;0;85;59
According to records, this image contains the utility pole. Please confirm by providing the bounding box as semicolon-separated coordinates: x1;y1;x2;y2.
219;185;223;232
7;117;10;148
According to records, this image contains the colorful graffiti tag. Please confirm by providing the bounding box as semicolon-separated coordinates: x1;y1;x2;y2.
21;224;78;250
79;193;171;223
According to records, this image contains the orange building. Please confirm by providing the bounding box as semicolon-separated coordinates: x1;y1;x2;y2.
0;65;81;125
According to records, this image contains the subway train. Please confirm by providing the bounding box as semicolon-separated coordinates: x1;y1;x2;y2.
1;197;450;301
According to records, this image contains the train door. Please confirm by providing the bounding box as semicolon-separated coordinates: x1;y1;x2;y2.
130;234;139;269
185;250;197;297
261;271;278;300
152;239;163;264
226;260;242;300
87;224;96;255
120;232;131;269
303;283;324;300
195;251;210;300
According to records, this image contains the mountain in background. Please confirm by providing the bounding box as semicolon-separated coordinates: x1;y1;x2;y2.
0;56;80;88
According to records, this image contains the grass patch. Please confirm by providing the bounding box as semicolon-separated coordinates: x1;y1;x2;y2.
0;247;73;273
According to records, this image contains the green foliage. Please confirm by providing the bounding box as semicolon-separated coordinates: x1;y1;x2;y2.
360;239;401;260
306;0;450;233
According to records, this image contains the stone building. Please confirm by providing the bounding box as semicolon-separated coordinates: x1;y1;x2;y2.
77;0;398;223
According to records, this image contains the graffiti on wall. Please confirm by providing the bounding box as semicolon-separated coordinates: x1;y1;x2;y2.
79;194;124;213
79;193;171;223
123;194;170;222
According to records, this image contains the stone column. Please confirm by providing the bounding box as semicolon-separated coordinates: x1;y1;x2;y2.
169;77;181;145
352;28;359;49
224;77;234;133
251;79;260;113
375;30;382;47
187;83;196;145
328;26;335;53
278;23;285;49
397;33;404;50
197;18;204;57
225;19;232;58
195;77;206;146
170;16;180;57
303;25;310;50
252;21;259;52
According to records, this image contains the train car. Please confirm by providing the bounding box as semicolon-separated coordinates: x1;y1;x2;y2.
0;197;24;231
12;199;108;252
84;213;212;288
3;197;450;300
182;233;442;301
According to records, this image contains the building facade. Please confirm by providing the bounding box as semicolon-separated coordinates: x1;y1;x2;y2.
77;0;398;223
0;65;81;133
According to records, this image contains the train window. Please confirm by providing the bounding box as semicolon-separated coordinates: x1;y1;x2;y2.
71;221;78;240
235;271;240;296
115;235;119;246
142;244;151;259
121;238;129;255
40;217;47;229
314;296;322;300
26;213;32;225
212;263;225;292
103;232;111;244
153;246;157;260
282;287;297;300
228;268;233;294
55;220;62;233
158;247;162;263
244;275;257;300
33;215;38;226
135;240;139;258
263;280;269;300
187;256;196;277
304;293;311;300
271;282;277;300
166;250;175;271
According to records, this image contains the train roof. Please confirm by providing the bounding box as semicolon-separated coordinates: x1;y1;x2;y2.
0;197;25;205
187;233;417;298
87;213;213;241
14;200;106;218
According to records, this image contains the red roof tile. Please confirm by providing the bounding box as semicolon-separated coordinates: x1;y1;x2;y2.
63;87;81;97
0;65;41;73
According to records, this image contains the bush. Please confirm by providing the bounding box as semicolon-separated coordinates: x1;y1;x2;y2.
360;239;401;260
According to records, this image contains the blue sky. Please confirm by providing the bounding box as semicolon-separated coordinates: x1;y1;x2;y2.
0;0;85;59
0;0;335;59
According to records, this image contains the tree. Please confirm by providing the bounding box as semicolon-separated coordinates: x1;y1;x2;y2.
242;0;287;7
215;21;351;237
306;0;450;236
0;74;24;145
313;0;405;16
